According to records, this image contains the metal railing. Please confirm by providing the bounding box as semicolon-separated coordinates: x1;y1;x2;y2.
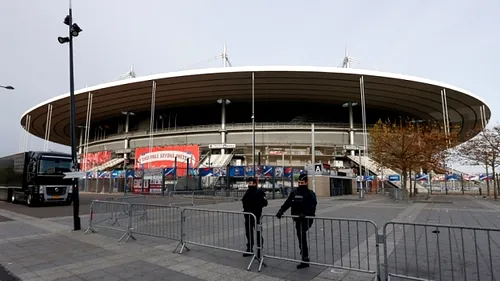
174;208;260;271
84;200;500;280
84;200;132;242
382;222;500;281
87;122;369;145
388;188;409;202
128;203;182;241
258;214;380;276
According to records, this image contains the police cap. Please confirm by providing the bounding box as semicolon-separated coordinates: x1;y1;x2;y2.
298;172;308;186
247;177;257;186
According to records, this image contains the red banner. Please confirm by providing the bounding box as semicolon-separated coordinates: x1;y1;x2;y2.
80;151;112;171
134;145;200;174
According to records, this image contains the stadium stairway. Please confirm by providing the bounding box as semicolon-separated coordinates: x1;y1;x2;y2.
347;155;428;193
198;153;234;168
88;158;124;172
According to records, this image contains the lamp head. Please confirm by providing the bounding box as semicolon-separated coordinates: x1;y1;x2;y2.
71;23;82;37
58;37;70;44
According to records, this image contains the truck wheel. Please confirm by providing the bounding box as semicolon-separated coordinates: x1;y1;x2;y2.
11;192;17;204
27;193;35;207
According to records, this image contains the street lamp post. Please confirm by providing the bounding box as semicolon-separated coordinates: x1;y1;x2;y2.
58;1;83;231
0;85;14;90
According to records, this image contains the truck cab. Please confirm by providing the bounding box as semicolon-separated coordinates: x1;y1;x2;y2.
9;151;74;207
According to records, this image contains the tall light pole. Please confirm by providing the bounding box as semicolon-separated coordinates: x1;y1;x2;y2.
58;0;83;231
0;85;14;90
251;72;256;176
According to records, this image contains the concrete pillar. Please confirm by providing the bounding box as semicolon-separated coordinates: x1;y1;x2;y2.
348;103;355;156
220;99;227;154
124;113;130;161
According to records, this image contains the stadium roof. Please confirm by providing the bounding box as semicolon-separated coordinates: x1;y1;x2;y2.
21;66;491;146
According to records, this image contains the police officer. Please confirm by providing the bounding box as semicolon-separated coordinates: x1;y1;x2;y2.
242;177;268;257
276;172;317;269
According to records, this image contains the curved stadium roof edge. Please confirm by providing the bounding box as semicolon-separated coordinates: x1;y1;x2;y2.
21;65;492;122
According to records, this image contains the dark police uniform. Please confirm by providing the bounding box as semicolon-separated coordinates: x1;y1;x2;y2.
242;178;268;256
276;172;317;268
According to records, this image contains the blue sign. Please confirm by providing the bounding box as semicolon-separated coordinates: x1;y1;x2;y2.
199;168;213;177
164;168;176;177
125;170;135;178
262;166;275;177
229;166;245;177
388;175;401;182
364;175;375;181
445;174;460;181
111;170;123;179
416;174;428;181
283;167;293;178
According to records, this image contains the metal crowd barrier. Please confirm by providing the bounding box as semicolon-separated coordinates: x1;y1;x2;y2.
84;200;132;241
382;222;500;281
128;203;182;241
389;188;408;202
258;214;380;276
174;208;260;270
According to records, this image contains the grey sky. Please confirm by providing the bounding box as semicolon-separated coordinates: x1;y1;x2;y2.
1;0;499;172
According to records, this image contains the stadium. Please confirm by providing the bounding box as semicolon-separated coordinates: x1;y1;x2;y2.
19;65;491;196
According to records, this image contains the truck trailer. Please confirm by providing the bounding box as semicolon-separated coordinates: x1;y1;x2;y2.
0;151;73;207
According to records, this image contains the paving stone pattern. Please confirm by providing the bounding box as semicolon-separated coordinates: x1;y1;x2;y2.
0;195;499;281
385;197;500;281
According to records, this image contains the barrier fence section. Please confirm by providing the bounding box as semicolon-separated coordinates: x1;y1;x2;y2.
388;188;408;202
175;208;260;270
128;203;182;241
84;200;132;241
258;214;380;277
383;222;500;281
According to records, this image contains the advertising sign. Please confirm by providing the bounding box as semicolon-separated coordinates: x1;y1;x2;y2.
125;170;135;179
135;145;200;176
261;166;274;177
416;174;429;181
80;151;112;171
283;167;294;178
164;168;176;177
274;167;283;178
199;167;214;177
388;175;401;182
229;166;245;177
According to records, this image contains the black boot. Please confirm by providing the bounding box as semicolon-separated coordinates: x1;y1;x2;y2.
243;247;253;257
297;258;310;269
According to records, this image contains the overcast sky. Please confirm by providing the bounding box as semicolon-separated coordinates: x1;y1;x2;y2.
1;0;498;172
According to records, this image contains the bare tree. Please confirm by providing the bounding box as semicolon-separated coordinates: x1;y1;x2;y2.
455;127;500;199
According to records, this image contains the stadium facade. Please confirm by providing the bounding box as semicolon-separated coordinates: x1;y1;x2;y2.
19;66;491;194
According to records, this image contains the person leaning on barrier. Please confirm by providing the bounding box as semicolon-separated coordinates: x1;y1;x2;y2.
276;172;317;269
241;177;268;257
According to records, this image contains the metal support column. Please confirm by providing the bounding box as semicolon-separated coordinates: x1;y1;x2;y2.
311;123;316;192
78;127;83;156
359;76;368;199
441;89;450;194
44;104;53;151
148;81;157;169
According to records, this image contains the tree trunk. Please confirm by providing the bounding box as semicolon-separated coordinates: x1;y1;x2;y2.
405;169;413;198
402;169;408;192
492;165;498;200
486;164;490;197
413;171;418;195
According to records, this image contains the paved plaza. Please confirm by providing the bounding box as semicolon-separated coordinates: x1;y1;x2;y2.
0;194;499;281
